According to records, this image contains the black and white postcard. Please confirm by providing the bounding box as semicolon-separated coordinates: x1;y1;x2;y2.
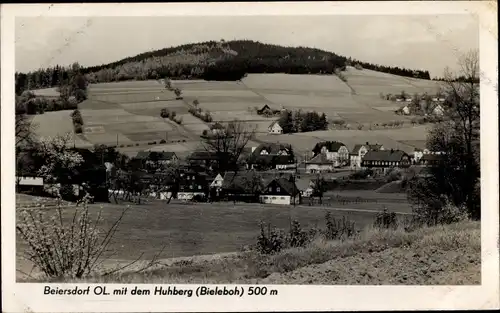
1;1;498;312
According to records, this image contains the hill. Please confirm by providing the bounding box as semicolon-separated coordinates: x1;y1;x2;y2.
15;40;432;94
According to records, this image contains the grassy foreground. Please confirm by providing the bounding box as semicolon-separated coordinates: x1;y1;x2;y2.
59;220;479;285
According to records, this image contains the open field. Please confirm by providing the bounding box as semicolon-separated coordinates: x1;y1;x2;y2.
15;198;412;264
343;66;443;96
23;220;479;285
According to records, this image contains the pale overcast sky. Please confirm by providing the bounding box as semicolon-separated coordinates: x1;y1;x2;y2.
15;15;478;77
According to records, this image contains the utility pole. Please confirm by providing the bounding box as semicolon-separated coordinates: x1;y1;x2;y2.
116;134;118;146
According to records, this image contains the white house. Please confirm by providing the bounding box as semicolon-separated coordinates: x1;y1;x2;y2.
259;177;300;205
210;173;224;190
398;104;411;115
349;143;384;170
305;153;335;173
312;141;350;167
268;121;283;134
431;103;445;116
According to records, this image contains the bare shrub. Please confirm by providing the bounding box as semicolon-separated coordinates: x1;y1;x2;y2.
16;195;130;278
288;220;309;248
324;212;357;240
256;222;286;255
374;209;398;229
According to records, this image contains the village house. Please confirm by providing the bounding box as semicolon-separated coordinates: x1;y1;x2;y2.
311;141;349;167
260;176;301;205
419;153;444;167
305;153;335;173
361;149;411;174
246;143;296;170
187;150;231;172
177;171;209;200
350;142;384;170
428;102;445;116
268;121;283;134
257;104;271;115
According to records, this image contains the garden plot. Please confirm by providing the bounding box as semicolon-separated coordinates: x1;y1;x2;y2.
198;101;268;112
105;121;173;134
31;111;91;147
177;114;211;133
184;95;265;105
210;111;271;122
83;132;134;146
121;100;189;116
124;131;172;142
91;91;176;104
242;73;351;92
259;93;361;110
89;80;162;90
78;99;122;110
80;109;160;125
89;88;166;95
338;111;409;125
372;125;430;141
172;80;245;91
181;89;259;98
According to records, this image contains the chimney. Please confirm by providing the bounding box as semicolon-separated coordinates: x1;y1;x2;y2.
390;148;394;153
366;142;369;146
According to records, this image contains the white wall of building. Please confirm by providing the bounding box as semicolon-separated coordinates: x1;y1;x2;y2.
260;195;294;205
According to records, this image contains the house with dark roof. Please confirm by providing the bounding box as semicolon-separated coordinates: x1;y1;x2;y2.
260;176;301;205
177;171;210;200
350;142;384;170
419;153;444;167
305;153;335;173
257;104;271;115
312;141;349;167
246;143;296;170
361;149;411;174
187;151;231;172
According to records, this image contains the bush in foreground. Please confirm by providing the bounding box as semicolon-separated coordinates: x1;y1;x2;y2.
16;194;166;280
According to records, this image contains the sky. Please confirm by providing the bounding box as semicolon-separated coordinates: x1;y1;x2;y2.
15;15;479;77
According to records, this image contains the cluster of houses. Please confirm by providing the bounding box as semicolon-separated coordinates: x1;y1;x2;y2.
396;97;446;117
119;141;442;205
16;137;443;205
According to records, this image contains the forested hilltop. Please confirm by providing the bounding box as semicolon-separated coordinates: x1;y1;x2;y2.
15;39;432;95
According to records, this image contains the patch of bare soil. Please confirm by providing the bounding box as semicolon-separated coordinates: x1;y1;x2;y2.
257;246;480;285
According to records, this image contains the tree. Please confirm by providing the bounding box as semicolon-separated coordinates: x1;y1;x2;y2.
311;175;328;204
407;50;480;222
202;120;256;173
35;133;85;194
240;171;264;201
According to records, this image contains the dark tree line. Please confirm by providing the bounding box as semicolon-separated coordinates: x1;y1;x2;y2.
278;109;328;134
347;58;431;80
15;62;88;97
16;40;435;87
